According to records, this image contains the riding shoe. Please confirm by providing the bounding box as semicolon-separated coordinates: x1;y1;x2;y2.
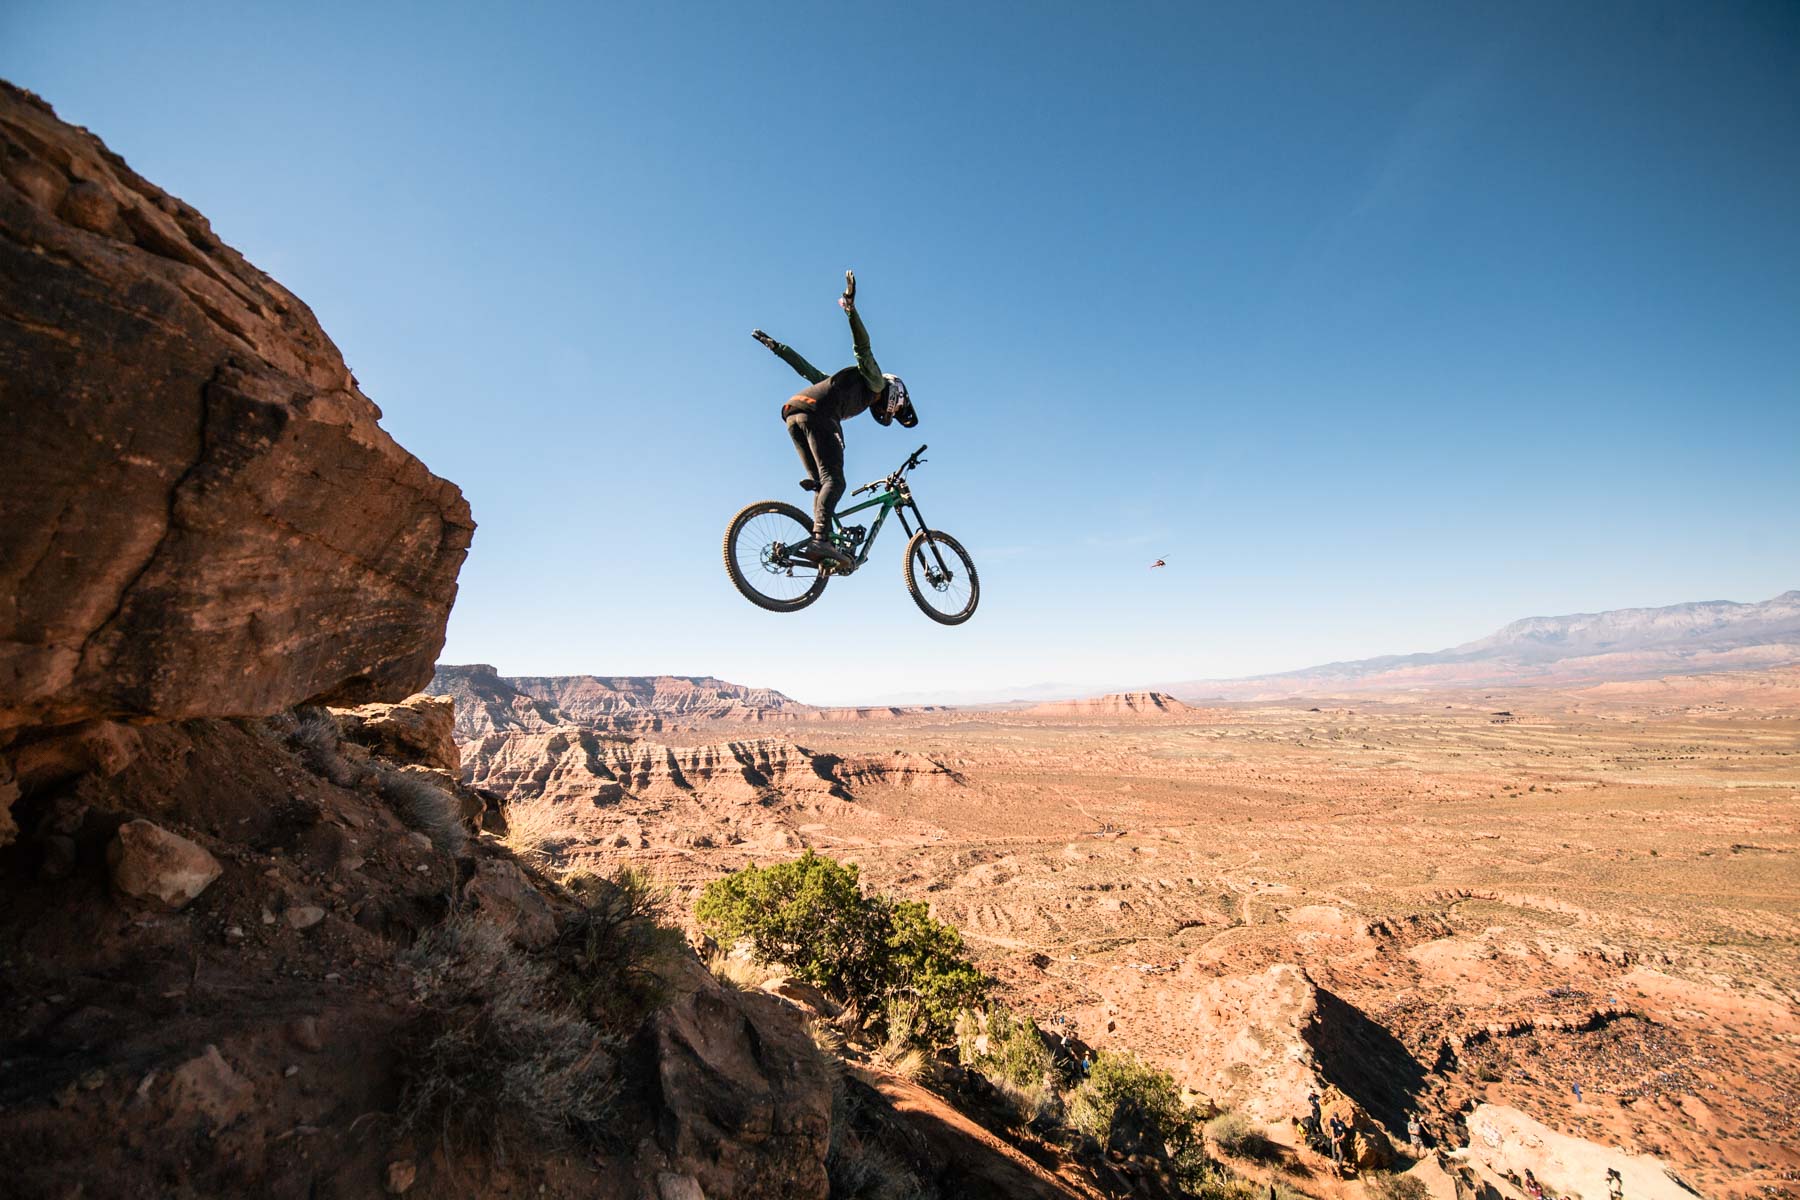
801;537;853;567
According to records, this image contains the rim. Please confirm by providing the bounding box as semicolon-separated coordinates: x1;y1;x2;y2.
911;536;975;617
735;510;822;603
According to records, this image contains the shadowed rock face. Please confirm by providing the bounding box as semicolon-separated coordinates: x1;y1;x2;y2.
0;81;473;736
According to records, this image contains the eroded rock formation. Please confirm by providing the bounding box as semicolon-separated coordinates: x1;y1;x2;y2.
0;80;474;747
1026;691;1193;717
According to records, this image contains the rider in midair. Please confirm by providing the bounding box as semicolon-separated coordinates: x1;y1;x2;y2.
754;271;916;566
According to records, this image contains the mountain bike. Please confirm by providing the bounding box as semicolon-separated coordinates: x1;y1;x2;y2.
723;444;980;625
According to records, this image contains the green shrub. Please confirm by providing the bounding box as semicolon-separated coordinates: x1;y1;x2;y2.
1206;1109;1277;1161
886;899;988;1031
955;1005;1058;1126
695;851;988;1034
696;851;888;999
1067;1050;1197;1159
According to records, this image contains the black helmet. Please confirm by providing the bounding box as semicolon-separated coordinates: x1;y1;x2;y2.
883;374;918;427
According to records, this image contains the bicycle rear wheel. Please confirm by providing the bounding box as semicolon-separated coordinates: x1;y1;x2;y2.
903;529;979;625
723;500;829;613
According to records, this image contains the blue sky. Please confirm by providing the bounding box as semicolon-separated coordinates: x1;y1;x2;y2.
6;2;1797;703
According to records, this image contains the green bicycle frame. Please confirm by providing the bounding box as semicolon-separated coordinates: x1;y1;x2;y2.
827;473;953;577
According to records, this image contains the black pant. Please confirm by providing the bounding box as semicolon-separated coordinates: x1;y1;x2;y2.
786;411;844;536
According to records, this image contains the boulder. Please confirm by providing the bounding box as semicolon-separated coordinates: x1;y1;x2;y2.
1319;1086;1393;1171
461;855;556;949
107;819;222;910
648;979;832;1199
0;82;473;738
333;694;459;772
760;975;839;1018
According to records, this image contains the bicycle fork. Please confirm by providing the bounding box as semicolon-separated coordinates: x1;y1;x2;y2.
895;490;955;581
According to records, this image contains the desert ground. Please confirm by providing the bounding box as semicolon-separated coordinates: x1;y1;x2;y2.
504;676;1800;1199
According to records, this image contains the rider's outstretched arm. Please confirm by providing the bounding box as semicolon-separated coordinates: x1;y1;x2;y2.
840;271;884;392
753;330;827;384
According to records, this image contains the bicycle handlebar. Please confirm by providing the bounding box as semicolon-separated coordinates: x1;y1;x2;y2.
852;445;932;497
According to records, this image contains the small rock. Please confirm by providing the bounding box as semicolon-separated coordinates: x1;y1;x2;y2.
385;1159;417;1194
79;1068;105;1090
107;820;223;910
286;905;326;930
224;926;245;943
167;1045;252;1132
261;908;277;925
286;1016;324;1053
657;1173;707;1200
284;1065;299;1078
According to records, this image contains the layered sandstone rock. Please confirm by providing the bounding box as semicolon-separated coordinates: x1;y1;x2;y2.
1026;691;1193;717
333;693;459;773
0;82;473;742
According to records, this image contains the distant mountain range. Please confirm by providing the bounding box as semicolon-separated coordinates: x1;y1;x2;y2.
1163;590;1800;701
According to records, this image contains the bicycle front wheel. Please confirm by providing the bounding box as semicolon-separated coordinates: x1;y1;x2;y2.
723;500;829;613
903;529;979;625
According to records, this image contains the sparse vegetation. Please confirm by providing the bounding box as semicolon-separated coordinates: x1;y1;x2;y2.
289;708;359;787
1206;1109;1277;1161
398;917;617;1154
552;868;683;1033
882;993;925;1059
1368;1172;1430;1200
374;763;468;856
707;948;786;991
502;798;578;869
695;850;989;1035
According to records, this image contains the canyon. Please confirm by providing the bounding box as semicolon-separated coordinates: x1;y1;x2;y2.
441;660;1800;1200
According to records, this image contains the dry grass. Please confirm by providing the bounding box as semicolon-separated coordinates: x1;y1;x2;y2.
399;917;616;1155
707;948;786;992
502;799;578;870
290;709;360;788
883;1046;931;1082
375;765;468;857
1207;1109;1278;1161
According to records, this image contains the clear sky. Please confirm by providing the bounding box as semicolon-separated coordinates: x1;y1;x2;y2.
6;2;1798;703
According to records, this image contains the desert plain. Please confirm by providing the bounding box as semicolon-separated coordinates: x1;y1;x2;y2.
460;668;1800;1199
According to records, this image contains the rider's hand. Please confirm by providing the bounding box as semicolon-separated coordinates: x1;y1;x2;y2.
752;329;777;349
839;269;856;312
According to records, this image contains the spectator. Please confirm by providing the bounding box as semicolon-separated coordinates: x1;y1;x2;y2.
1328;1114;1348;1170
1406;1112;1423;1151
